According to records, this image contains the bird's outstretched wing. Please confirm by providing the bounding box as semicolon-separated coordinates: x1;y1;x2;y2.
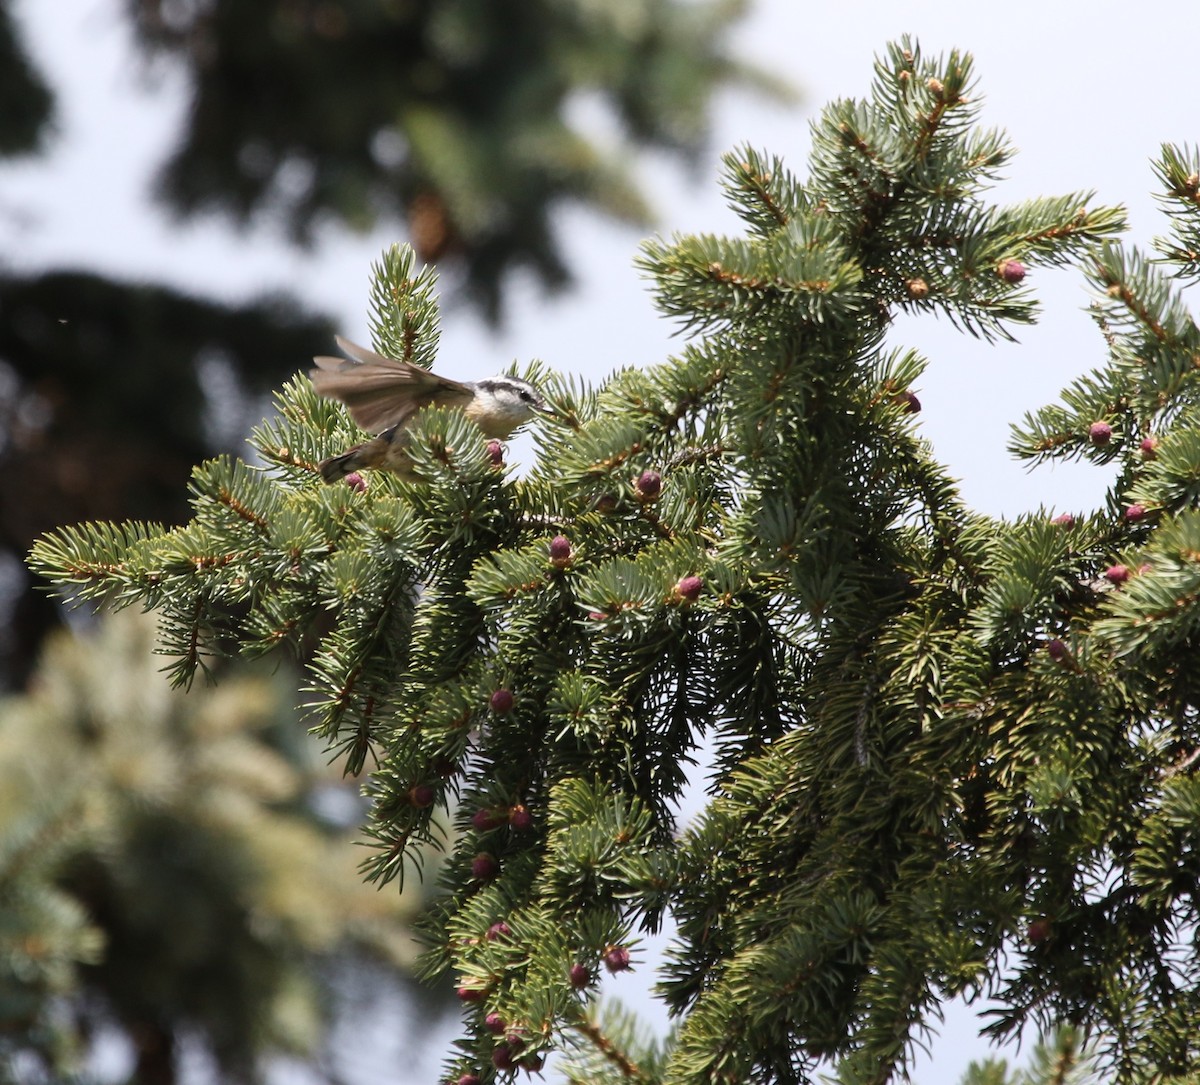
309;336;474;434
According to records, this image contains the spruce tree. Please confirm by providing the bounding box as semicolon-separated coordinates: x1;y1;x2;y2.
28;39;1200;1085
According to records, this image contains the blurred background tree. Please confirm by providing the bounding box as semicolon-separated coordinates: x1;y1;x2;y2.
958;1031;1098;1085
0;610;424;1084
0;0;783;688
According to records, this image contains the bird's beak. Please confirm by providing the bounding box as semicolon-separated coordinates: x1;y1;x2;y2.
536;402;560;420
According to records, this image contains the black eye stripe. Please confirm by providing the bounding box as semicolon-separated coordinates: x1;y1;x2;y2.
469;378;541;406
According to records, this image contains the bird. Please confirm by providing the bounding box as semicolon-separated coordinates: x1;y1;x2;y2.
309;336;555;482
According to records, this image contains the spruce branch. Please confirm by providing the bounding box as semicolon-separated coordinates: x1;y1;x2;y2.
568;1013;651;1085
1152;143;1200;280
367;242;441;366
720;145;801;235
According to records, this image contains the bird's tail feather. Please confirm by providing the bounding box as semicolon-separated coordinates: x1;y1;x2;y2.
318;447;363;483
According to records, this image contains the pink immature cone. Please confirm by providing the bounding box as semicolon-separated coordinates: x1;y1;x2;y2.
549;535;572;567
471;853;499;881
603;945;631;973
634;470;662;500
409;784;436;808
1046;639;1068;663
998;259;1026;283
472;808;505;831
1027;918;1052;943
568;963;592;989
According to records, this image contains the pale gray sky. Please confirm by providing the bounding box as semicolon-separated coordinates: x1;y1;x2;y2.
5;0;1197;1082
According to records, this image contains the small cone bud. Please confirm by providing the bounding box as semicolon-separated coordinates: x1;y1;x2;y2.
892;389;921;414
409;783;436;808
568;963;592;989
472;808;504;831
1046;639;1068;663
489;688;514;714
457;1075;482;1085
676;575;703;602
457;985;485;1003
549;535;572;567
1104;564;1131;585
1051;513;1075;527
1139;435;1158;458
509;804;533;831
1124;504;1146;522
1088;421;1113;445
471;853;499;881
486;921;512;941
492;1045;516;1071
521;1054;546;1073
634;470;662;500
344;471;367;492
998;259;1026;283
485;440;504;467
603;945;631;973
1027;918;1052;943
485;1012;506;1035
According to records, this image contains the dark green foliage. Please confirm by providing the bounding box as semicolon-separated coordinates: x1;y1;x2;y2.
0;271;330;475
27;39;1200;1085
127;0;785;316
0;268;334;688
0;0;53;155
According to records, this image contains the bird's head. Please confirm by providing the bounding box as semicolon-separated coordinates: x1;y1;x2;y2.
464;375;556;438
